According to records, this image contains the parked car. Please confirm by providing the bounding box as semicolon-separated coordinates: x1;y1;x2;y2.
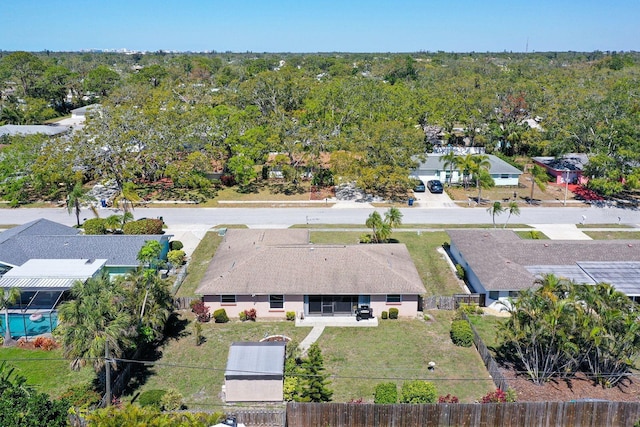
427;180;443;193
413;180;426;192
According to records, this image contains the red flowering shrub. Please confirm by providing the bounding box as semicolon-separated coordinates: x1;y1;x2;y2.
33;336;58;351
480;389;508;403
191;301;211;322
438;394;459;403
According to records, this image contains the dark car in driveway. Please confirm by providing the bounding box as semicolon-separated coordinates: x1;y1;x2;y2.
427;180;443;193
413;180;426;192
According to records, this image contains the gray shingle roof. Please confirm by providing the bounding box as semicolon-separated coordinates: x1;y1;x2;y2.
225;342;285;379
448;230;640;292
532;154;588;172
196;229;425;296
0;220;167;267
0;124;70;137
413;154;522;176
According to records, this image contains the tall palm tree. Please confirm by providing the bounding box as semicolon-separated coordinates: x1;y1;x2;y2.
113;182;141;214
441;150;458;187
457;154;476;190
471;155;491;203
365;211;390;243
503;201;521;228
66;183;95;227
57;274;136;371
486;201;504;229
1;288;20;345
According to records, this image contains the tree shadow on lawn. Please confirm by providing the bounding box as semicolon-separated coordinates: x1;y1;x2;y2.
119;313;191;398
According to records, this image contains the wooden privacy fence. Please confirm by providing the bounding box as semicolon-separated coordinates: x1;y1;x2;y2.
422;294;484;310
285;402;640;427
461;312;511;392
229;409;286;426
173;296;199;310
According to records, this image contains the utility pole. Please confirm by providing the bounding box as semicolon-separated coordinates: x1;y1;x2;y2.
563;170;569;206
105;341;111;406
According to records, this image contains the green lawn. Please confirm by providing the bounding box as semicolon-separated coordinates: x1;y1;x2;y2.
175;231;223;297
0;347;95;398
130;315;311;408
132;313;496;407
467;314;508;352
319;312;495;403
515;230;550;240
583;231;640;240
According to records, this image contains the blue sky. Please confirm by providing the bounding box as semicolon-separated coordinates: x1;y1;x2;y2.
2;0;638;52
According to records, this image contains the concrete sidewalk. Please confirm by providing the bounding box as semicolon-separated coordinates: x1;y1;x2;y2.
530;224;592;240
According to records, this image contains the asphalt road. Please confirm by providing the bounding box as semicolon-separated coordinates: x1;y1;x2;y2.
0;204;636;228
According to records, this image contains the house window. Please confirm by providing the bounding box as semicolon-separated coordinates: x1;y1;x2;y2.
501;174;509;179
220;295;236;304
386;294;401;303
508;291;520;298
269;295;284;309
488;291;500;300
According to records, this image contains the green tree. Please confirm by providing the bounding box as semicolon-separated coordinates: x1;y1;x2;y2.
487;201;505;229
441;150;458;187
84;65;120;97
503;201;521;228
299;343;332;402
57;274;136;371
528;164;548;202
471;154;492;202
0;362;70;427
137;240;163;269
365;211;389;244
66;183;95;227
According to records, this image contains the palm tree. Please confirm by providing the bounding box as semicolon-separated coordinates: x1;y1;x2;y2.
113;182;141;214
441;150;458;187
528;165;548;203
104;212;133;233
457;154;476;190
365;211;386;243
384;207;403;228
503;201;521;228
66;183;95;227
486;201;504;229
1;288;20;346
57;274;136;371
471;155;491;203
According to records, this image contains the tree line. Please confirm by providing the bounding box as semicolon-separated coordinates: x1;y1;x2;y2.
0;50;638;203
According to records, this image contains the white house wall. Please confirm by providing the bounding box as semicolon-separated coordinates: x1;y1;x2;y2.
225;378;283;402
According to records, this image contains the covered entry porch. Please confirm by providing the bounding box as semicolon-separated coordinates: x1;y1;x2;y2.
304;295;370;317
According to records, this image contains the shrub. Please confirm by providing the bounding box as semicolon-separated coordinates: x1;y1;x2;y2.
374;382;398;404
194;321;204;346
400;380;437;403
33;336;58;351
359;233;372;244
388;308;399;319
438;394;459;403
381;311;388;319
239;311;247;321
167;249;185;267
455;263;465;280
286;311;296;321
450;319;474;347
457;303;483;317
160;388;183;411
213;308;229;323
123;218;163;235
243;308;256;321
220;175;236;186
529;230;541;240
82;218;107;235
191;301;211;323
138;389;166;409
60;383;102;408
283;377;300;402
480;388;508;403
170;240;184;251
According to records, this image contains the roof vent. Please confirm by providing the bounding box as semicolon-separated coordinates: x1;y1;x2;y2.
544;244;549;247
85;259;94;264
629;244;633;248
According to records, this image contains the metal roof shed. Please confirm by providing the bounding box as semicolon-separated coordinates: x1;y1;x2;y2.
224;341;285;402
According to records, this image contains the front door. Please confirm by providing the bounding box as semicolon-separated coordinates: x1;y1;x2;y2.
322;299;334;316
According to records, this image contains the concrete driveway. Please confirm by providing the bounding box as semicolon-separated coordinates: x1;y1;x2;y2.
411;178;459;208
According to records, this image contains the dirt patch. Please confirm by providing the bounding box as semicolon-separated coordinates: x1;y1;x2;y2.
501;368;640;402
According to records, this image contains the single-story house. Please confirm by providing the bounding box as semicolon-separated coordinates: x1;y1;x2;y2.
447;229;640;310
196;229;426;319
0;219;171;276
224;341;286;402
70;104;100;120
532;153;589;185
412;154;523;186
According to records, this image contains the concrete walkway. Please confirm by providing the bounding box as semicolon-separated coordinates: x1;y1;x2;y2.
530;224;592;240
298;326;325;355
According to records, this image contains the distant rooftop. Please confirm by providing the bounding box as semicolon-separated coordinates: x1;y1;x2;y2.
0;124;70;137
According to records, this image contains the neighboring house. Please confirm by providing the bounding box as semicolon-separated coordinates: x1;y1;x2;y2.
412;154;523;186
70;104;100;120
0;219;171;275
447;229;640;310
196;229;425;319
532;153;589;185
224;341;286;402
0;124;70;138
